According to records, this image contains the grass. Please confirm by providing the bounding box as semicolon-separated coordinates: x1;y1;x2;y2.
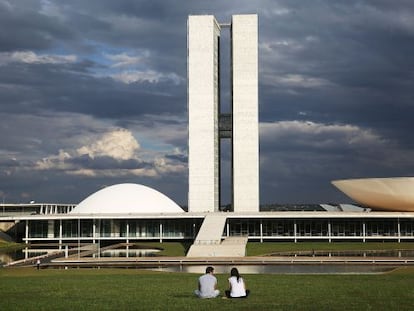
120;241;414;257
246;242;414;256
1;267;414;310
0;241;24;253
134;242;192;256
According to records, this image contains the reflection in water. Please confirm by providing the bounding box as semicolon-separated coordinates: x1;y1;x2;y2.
153;264;396;274
100;249;160;257
272;250;414;257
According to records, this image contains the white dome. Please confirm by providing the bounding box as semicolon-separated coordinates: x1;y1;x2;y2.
70;183;184;214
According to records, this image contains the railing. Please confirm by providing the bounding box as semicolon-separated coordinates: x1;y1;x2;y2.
194;240;221;245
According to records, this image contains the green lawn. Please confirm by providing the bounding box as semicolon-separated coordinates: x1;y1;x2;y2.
0;241;24;253
246;242;414;256
1;267;414;310
106;241;414;257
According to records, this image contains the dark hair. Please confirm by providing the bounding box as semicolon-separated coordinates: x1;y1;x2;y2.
230;267;241;282
206;266;214;274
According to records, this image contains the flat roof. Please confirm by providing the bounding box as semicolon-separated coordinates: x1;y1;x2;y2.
2;211;414;221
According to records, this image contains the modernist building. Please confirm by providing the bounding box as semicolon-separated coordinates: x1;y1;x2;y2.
1;182;414;262
1;15;414;263
188;15;259;213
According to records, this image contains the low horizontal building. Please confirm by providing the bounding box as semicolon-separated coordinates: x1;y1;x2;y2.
1;183;414;259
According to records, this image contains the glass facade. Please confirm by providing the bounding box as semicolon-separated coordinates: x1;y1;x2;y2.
366;219;398;237
62;220;78;238
296;219;328;237
262;219;294;237
400;219;414;236
224;217;414;241
29;220;48;238
123;220;159;237
25;216;414;243
330;220;363;237
80;220;93;237
228;219;260;236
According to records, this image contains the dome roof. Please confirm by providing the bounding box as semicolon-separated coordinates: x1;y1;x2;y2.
70;183;184;214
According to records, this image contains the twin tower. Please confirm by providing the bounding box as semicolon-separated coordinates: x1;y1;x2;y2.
188;15;259;213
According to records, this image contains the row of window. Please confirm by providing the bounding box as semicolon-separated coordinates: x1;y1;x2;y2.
28;219;202;238
28;218;414;239
226;219;414;237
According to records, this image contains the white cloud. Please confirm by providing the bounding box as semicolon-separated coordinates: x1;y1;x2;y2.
154;157;186;174
0;51;77;65
105;52;148;68
77;128;139;160
35;149;72;170
260;120;386;149
33;127;186;178
111;70;183;84
267;74;332;88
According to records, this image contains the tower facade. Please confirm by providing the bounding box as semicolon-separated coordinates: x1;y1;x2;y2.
188;14;259;213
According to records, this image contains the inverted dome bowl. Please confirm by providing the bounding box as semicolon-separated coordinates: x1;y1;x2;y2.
332;177;414;212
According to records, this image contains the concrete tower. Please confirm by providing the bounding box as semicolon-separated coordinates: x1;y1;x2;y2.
188;14;259;213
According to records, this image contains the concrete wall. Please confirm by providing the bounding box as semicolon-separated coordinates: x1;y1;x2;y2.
188;16;221;212
232;15;259;212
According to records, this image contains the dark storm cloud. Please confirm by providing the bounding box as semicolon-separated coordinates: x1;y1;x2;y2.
0;1;75;51
0;60;185;118
0;0;414;204
67;155;150;170
258;0;414;158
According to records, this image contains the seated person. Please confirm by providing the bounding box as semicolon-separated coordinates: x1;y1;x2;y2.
225;267;250;298
194;266;220;298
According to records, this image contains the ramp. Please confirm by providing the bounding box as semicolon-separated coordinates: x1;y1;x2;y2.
193;214;227;244
187;214;247;257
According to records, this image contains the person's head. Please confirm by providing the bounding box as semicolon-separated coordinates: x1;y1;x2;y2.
206;266;214;274
230;267;240;281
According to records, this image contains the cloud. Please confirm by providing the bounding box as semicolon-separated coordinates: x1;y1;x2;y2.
33;127;186;178
260;121;386;151
265;74;333;89
111;70;183;84
1;1;414;204
76;129;139;160
0;51;77;65
105;52;147;68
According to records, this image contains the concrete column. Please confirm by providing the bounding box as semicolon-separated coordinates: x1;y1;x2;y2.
397;219;401;243
126;221;129;258
59;219;62;250
260;220;263;243
160;222;163;243
363;221;366;242
328;220;331;243
294;220;297;243
25;220;29;259
25;220;29;243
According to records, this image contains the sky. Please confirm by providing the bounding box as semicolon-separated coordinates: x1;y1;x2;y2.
0;0;413;205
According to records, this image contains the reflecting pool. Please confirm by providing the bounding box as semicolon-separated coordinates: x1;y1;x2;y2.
152;264;397;274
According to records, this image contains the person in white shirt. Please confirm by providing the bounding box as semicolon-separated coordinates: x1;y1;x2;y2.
194;266;220;298
225;267;250;298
